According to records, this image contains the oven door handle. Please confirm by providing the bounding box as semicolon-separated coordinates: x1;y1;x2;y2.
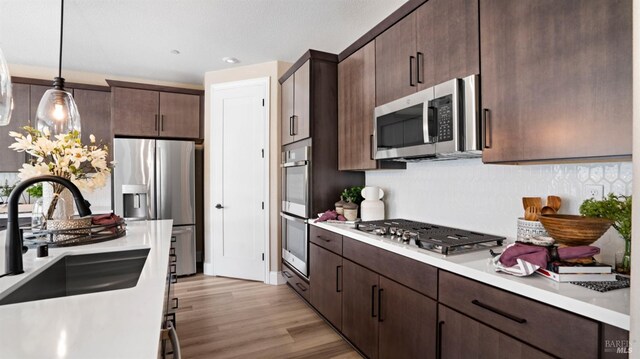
281;160;309;168
280;212;308;223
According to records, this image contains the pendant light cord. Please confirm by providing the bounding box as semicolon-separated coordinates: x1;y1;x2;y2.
58;0;64;79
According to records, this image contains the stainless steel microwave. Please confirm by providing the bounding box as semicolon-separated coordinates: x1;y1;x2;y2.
373;74;481;161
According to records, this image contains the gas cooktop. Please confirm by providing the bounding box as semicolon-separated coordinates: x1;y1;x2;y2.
355;219;504;255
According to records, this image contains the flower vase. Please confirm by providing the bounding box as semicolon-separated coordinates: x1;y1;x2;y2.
617;240;631;275
42;183;74;221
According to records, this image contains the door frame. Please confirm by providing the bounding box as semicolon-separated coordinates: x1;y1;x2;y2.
205;77;271;283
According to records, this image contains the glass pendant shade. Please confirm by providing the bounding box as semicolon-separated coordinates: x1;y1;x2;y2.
0;47;13;127
35;85;81;136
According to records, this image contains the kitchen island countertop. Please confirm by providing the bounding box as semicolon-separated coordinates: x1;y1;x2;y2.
311;221;630;330
0;220;173;359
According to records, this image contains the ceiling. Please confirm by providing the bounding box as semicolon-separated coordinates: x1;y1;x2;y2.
0;0;407;85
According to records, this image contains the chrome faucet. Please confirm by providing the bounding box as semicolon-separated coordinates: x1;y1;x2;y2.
5;175;92;275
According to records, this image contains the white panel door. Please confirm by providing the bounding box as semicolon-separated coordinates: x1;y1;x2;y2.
211;79;267;281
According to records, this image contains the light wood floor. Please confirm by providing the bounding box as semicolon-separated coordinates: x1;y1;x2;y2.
174;274;361;359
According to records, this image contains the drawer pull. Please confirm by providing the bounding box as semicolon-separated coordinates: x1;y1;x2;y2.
336;265;342;293
282;271;293;279
317;235;331;243
295;282;308;292
171;273;177;284
377;288;384;322
471;299;527;324
172;297;179;309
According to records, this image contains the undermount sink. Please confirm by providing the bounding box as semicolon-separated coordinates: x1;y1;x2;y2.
0;248;150;306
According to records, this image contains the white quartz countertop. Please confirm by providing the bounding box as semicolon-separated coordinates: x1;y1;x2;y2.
0;220;173;359
311;221;630;330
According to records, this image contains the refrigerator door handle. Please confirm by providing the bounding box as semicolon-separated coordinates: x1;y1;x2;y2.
157;145;163;220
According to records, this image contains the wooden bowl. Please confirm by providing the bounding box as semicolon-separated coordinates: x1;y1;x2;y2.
538;214;612;246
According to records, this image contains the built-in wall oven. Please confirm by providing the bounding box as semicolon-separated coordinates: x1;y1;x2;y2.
281;145;311;277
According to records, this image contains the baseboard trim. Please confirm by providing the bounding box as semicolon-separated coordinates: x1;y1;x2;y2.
269;271;287;285
203;262;214;276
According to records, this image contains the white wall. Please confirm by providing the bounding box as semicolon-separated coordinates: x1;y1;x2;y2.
366;159;631;265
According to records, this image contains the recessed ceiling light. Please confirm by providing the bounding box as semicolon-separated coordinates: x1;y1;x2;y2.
170;49;181;55
222;57;240;64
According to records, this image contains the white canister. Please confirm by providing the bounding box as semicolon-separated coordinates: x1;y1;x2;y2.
360;186;385;221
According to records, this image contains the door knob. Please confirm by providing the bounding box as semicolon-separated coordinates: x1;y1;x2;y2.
215;204;224;209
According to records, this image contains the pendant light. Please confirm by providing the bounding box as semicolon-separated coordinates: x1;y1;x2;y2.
0;47;12;126
36;0;81;136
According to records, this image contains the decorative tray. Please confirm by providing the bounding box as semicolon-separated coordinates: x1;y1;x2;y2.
24;217;127;248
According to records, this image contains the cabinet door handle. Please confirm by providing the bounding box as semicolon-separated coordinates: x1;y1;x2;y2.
377;288;384;322
172;297;179;309
289;116;294;136
292;115;297;136
155;114;159;131
483;109;492;149
471;299;527;324
282;270;293;279
409;56;416;87
161;114;165;131
437;320;445;359
371;285;377;318
336;265;342;293
416;52;424;84
295;282;308;292
370;134;375;160
169;263;176;275
171;273;177;284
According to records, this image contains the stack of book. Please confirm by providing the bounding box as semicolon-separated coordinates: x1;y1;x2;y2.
536;261;616;282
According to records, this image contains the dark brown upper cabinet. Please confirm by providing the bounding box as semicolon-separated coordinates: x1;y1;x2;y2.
338;42;406;171
375;0;479;106
416;0;479;90
281;60;310;145
73;89;112;153
375;12;417;106
109;80;203;140
0;83;30;172
480;0;632;163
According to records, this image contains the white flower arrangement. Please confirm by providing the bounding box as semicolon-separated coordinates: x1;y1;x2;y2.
9;126;114;219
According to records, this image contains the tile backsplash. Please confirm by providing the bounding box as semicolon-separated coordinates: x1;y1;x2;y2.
365;159;633;265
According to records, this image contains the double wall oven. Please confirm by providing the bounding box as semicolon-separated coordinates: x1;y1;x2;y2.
281;145;311;277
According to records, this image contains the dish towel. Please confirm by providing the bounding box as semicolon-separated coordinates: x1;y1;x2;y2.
493;243;600;277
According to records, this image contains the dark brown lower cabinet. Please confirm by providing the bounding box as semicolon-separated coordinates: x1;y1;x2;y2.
378;277;436;359
309;243;343;330
438;305;553;359
342;259;380;359
341;259;437;359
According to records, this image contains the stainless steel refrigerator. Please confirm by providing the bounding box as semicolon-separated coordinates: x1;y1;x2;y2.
113;138;196;276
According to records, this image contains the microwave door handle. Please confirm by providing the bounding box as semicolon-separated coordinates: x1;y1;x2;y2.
424;106;437;143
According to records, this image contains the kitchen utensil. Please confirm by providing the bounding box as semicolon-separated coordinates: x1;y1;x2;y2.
547;195;562;212
541;206;556;215
524;206;540;221
539;214;612;246
522;197;542;211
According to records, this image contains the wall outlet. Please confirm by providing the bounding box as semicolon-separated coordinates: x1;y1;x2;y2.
584;184;604;200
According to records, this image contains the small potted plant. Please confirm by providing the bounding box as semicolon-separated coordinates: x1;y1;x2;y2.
579;194;632;274
341;186;364;221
